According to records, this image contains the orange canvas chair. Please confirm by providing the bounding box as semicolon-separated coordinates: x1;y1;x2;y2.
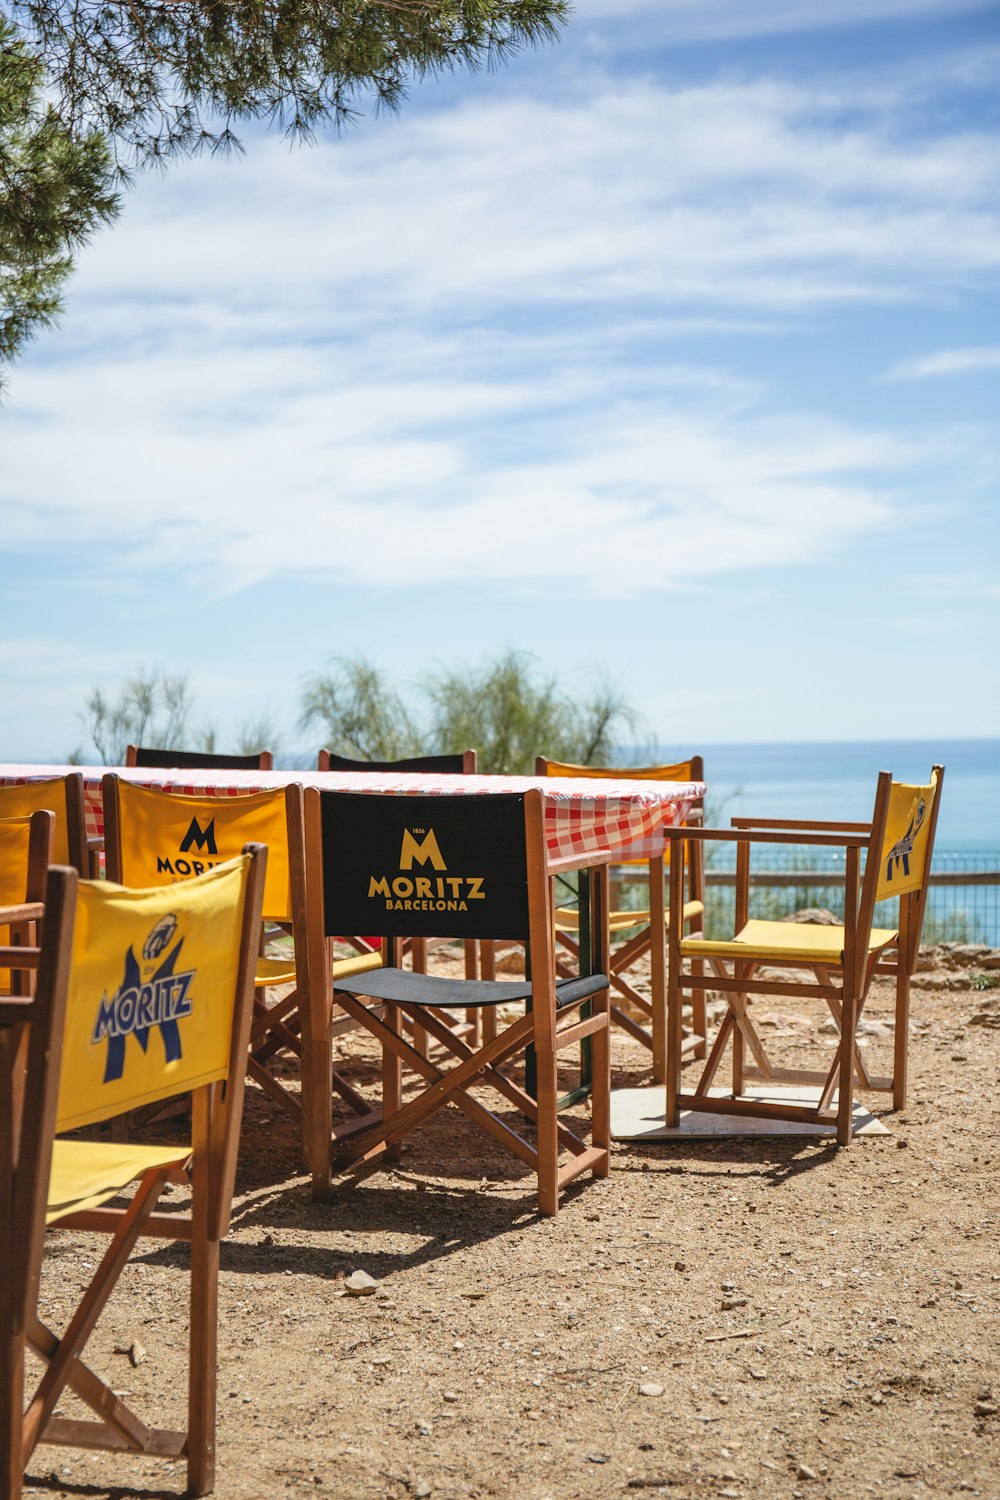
536;757;707;1079
101;775;381;1189
303;787;612;1212
1;848;266;1498
666;766;944;1143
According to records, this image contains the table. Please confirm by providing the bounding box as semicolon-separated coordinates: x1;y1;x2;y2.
0;765;704;867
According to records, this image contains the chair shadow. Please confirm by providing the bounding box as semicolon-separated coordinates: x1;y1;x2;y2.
615;1133;846;1186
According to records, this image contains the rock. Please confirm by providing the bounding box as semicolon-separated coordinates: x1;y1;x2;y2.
981;953;1000;969
749;1369;767;1380
587;1453;610;1464
721;1297;748;1311
345;1270;379;1296
414;1482;432;1498
967;1011;1000;1029
818;1018;839;1035
416;1419;433;1436
858;1018;892;1037
951;945;992;962
785;909;839;926
639;1383;664;1398
674;1260;687;1272
974;1400;998;1417
797;1463;819;1480
129;1340;146;1366
443;1391;459;1403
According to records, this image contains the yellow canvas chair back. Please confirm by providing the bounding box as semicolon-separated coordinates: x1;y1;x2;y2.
537;756;702;868
104;774;293;922
55;859;254;1135
875;771;939;904
0;812;53;997
0;775;87;872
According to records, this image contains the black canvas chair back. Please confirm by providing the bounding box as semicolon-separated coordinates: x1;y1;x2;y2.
317;750;477;774
303;786;611;1213
318;791;528;944
126;745;273;770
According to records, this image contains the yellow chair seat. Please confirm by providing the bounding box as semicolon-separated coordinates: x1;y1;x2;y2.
680;918;899;966
332;950;385;980
254;955;298;987
555;899;704;934
47;1138;190;1224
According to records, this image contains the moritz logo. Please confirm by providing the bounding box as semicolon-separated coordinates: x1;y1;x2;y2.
92;921;196;1084
367;825;486;912
157;816;220;878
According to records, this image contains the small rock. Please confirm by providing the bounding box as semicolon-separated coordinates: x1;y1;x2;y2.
749;1369;767;1380
785;909;838;926
721;1297;748;1311
129;1340;146;1366
818;1018;839;1036
967;1012;1000;1029
797;1464;819;1481
416;1419;433;1436
674;1260;687;1272
345;1270;378;1296
896;1138;909;1149
974;1400;997;1417
414;1482;432;1498
587;1452;610;1464
639;1383;664;1398
443;1391;459;1403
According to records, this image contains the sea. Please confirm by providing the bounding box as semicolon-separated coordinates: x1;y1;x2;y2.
652;739;999;853
648;739;1000;945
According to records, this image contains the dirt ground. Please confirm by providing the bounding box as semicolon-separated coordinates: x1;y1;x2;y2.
24;956;1000;1500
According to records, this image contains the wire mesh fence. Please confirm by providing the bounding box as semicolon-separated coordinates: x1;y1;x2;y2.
698;848;1000;946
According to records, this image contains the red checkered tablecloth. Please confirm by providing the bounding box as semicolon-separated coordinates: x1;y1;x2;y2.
0;765;703;864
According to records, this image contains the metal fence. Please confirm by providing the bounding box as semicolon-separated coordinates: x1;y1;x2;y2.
698;849;1000;947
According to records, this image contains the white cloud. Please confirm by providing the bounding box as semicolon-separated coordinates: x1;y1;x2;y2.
883;346;1000;380
573;0;998;40
2;68;995;602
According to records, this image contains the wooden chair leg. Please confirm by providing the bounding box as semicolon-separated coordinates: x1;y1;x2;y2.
893;969;910;1112
691;958;707;1060
534;1048;559;1216
383;1004;403;1163
186;1232;219;1497
1;1327;24;1500
837;978;859;1147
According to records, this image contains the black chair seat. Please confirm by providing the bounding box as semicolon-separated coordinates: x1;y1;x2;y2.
335;967;608;1011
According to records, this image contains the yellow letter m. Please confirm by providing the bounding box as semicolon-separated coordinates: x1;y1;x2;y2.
399;828;446;871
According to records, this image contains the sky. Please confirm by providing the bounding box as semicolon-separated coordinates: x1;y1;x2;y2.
2;0;999;763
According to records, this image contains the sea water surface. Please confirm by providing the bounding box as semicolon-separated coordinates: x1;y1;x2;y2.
653;739;998;854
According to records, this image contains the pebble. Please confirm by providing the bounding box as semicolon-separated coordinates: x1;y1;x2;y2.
587;1452;610;1464
639;1383;664;1398
414;1482;432;1498
749;1369;767;1380
345;1270;378;1296
974;1400;997;1416
416;1419;433;1436
797;1463;819;1481
674;1260;687;1272
721;1298;748;1311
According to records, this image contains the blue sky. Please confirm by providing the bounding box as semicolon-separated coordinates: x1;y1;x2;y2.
2;0;998;762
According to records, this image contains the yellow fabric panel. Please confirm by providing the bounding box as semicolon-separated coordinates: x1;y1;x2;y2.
0;815;33;906
254;955;297;986
681;918;898;965
115;780;291;921
332;951;384;980
56;857;250;1132
47;1138;189;1224
876;774;937;903
540;758;696;782
0;780;70;864
554;899;704;933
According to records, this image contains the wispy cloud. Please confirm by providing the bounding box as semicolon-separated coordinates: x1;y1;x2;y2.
883;346;1000;380
2;64;995;602
575;0;999;40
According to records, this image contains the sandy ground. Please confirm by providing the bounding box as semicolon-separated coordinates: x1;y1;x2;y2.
23;960;1000;1500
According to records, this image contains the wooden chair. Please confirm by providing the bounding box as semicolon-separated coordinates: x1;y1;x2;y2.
0;811;54;1020
535;757;707;1080
101;774;382;1182
1;847;266;1499
0;774;88;875
666;766;944;1144
126;745;274;770
317;750;476;774
303;787;612;1213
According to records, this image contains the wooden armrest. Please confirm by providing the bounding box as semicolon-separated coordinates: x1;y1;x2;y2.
662;826;871;848
730;816;872;832
0;903;45;925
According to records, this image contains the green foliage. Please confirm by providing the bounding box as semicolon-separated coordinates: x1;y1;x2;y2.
299;656;422;762
971;973;997;992
0;12;119;383
73;666;279;764
424;649;636;774
9;1;570;168
300;649;640;773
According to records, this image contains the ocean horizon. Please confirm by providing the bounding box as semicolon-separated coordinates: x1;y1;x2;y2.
648;738;998;854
